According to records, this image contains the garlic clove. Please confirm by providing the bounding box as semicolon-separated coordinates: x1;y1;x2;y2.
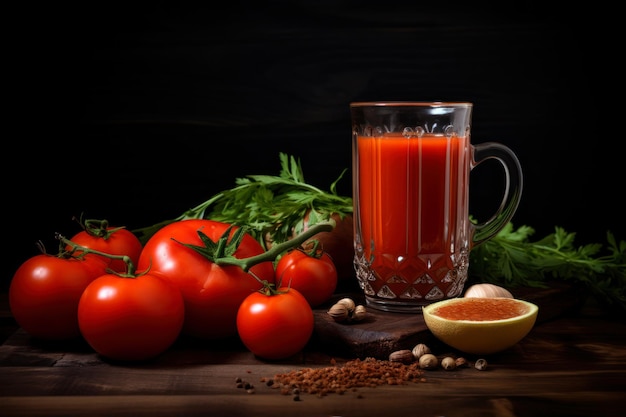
464;283;513;299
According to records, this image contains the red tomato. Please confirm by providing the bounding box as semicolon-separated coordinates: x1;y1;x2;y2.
236;286;314;360
68;222;143;273
137;219;275;340
275;246;338;307
9;254;107;340
77;271;184;361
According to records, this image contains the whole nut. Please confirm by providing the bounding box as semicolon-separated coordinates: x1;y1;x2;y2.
389;349;415;364
441;357;456;371
336;297;356;313
327;303;349;322
474;358;488;371
418;353;439;370
352;305;367;321
411;343;431;360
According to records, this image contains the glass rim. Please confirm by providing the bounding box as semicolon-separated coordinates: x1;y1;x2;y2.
350;101;472;108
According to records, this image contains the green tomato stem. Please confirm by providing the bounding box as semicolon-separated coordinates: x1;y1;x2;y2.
301;239;322;258
58;233;136;275
73;215;126;239
212;220;335;272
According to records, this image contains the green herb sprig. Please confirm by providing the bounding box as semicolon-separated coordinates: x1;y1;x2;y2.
133;153;353;249
470;223;626;314
133;153;626;314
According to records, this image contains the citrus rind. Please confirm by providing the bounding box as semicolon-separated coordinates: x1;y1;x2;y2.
422;297;539;355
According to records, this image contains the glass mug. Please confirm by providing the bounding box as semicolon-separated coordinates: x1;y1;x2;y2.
351;102;523;312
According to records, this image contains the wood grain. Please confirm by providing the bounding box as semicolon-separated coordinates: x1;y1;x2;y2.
313;282;586;358
2;309;624;417
2;3;624;416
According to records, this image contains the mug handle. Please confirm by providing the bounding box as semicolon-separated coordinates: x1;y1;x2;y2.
470;142;524;248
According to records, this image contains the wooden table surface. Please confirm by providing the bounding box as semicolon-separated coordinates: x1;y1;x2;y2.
1;290;624;417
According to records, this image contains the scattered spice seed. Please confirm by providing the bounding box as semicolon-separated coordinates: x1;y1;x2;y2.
239;350;495;399
268;357;425;396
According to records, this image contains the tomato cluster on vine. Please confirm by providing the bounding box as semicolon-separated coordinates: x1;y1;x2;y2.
8;217;339;362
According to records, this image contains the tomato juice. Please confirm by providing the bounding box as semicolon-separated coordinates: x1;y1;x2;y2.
353;132;471;305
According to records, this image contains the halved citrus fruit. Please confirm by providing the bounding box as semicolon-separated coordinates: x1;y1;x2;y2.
422;297;539;355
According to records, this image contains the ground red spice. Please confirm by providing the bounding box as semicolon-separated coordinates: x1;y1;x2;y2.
264;357;425;397
433;298;528;321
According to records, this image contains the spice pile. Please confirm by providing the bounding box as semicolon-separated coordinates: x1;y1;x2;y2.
235;343;489;399
262;357;426;397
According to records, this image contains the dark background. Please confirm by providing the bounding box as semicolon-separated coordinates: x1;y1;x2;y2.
4;1;623;290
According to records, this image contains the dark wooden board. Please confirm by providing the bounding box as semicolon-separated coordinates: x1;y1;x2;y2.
313;282;587;359
2;297;625;417
0;283;586;367
2;285;625;417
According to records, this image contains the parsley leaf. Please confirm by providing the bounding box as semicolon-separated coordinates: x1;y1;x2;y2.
133;153;353;250
134;153;626;314
470;225;626;314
